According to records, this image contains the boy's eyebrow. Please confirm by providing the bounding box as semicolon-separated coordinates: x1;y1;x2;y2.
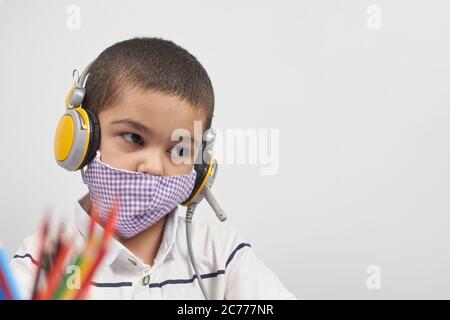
110;118;151;134
110;118;197;144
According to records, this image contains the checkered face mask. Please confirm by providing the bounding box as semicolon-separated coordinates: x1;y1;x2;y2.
82;150;197;238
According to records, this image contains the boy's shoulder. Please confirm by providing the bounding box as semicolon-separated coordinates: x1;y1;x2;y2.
177;213;249;240
11;231;41;264
175;213;253;261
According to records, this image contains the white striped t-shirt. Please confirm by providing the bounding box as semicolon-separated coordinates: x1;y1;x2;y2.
10;194;296;300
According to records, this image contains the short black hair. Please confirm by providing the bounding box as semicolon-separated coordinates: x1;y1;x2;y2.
84;37;214;129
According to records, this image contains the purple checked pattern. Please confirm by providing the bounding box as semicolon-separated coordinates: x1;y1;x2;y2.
83;151;196;238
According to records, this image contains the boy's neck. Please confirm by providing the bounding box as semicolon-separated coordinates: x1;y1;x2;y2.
79;193;167;266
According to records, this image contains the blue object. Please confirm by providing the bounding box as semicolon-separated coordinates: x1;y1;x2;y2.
0;248;22;300
0;283;6;300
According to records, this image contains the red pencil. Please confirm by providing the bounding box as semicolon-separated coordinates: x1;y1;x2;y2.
103;198;119;243
31;214;50;300
74;247;107;300
0;268;14;300
37;230;73;300
88;197;101;240
74;198;119;300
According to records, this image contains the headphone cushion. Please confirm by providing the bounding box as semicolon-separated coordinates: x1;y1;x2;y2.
79;108;101;169
185;149;211;202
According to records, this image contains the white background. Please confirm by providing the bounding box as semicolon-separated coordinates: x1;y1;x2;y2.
0;0;449;299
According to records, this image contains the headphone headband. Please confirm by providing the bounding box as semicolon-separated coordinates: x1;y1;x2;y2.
69;61;94;109
78;61;93;87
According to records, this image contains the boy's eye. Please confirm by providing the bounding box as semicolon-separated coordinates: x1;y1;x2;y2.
172;146;185;157
122;133;143;146
169;145;191;162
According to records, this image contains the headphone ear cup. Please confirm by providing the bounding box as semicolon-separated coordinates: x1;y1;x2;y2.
78;108;101;169
183;162;211;205
182;134;216;206
194;162;211;193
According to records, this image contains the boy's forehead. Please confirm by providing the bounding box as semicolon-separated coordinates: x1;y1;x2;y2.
100;87;207;142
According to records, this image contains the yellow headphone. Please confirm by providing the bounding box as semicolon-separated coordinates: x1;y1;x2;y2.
53;62;225;220
54;62;100;172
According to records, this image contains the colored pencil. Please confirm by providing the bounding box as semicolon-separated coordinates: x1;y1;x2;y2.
0;197;120;300
0;242;21;300
0;269;14;300
37;228;74;300
88;197;101;239
56;197;118;300
31;214;50;300
74;198;119;300
0;282;6;300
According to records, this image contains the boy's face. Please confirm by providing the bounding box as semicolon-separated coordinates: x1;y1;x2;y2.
97;87;207;176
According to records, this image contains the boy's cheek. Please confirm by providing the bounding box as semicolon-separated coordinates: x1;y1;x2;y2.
97;139;129;169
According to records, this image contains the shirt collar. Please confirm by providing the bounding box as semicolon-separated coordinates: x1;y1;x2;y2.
74;193;179;268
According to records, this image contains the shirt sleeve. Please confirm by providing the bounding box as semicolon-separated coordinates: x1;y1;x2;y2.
224;244;297;300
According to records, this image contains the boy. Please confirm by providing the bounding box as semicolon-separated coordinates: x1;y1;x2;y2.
10;37;296;300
